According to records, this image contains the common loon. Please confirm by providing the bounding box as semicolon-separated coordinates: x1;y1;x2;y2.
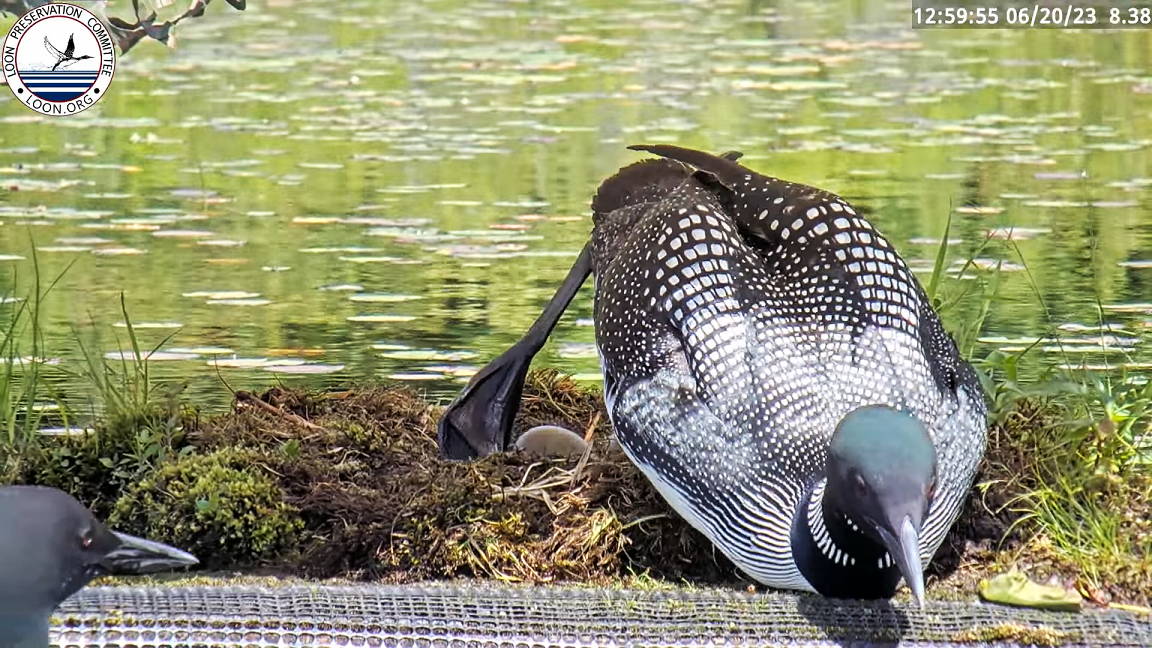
438;145;988;604
44;34;93;71
0;485;199;648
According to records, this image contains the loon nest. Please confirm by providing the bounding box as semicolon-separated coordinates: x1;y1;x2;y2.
83;370;1147;607
176;369;737;585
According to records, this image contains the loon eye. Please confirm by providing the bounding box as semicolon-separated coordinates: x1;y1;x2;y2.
853;473;868;498
80;525;96;550
926;479;937;500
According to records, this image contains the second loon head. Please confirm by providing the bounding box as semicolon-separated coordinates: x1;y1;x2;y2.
825;405;938;606
0;486;199;632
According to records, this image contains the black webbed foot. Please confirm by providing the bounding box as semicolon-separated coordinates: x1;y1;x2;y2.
437;244;593;460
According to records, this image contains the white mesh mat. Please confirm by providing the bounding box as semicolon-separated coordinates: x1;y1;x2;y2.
50;583;1151;647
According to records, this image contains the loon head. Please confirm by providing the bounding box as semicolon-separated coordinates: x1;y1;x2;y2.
825;405;937;606
0;486;199;622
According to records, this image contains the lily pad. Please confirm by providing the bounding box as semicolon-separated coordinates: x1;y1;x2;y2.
184;291;261;300
208;357;270;368
377;349;477;361
207;298;272;306
347;314;418;323
348;293;424;303
104;351;200;362
263;363;345;374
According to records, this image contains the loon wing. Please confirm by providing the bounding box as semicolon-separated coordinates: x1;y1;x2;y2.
44;36;64;60
627;144;978;402
63;34;76;58
437;243;592;460
592;167;776;469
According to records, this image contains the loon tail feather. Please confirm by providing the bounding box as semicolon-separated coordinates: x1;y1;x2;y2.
627;144;748;183
590;158;691;222
593;147;744;223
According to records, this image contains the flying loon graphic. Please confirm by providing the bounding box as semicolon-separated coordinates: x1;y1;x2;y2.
44;34;93;71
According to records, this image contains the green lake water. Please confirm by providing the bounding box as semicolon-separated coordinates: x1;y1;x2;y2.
0;0;1150;418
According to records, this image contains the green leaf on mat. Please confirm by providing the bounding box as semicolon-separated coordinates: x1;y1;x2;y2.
978;566;1082;612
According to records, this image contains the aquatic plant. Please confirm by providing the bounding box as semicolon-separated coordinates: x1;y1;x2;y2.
68;293;184;443
0;254;195;514
928;215;1152;601
6;291;193;512
0;247;73;451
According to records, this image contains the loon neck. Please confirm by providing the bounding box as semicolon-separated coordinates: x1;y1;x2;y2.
790;479;904;599
0;612;51;648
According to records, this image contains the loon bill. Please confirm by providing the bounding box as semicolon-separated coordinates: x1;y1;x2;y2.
437;145;988;605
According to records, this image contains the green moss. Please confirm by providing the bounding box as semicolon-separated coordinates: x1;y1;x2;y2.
952;622;1074;647
108;448;303;566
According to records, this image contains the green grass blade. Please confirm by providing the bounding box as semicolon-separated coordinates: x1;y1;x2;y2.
927;208;952;304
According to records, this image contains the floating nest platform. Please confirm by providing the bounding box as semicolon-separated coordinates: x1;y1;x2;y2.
55;581;1152;648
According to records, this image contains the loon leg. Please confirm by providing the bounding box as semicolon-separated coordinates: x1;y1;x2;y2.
437;147;739;461
437;242;593;460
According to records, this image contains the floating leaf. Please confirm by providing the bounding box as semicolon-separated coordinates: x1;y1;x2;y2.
152;229;214;238
115;321;182;329
208;357;270;368
557;343;599;359
370;343;412;351
91;247;147;256
184;290;260;299
207;298;271;306
377;349;477;361
979;567;1081;612
38;427;95;436
348;293;423;303
169;346;234;355
339;256;402;264
263;363;345;374
105;351;199;361
347;314;418;323
38;246;91;253
955;206;1004;215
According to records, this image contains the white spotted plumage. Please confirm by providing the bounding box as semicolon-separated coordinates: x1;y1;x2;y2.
591;159;987;593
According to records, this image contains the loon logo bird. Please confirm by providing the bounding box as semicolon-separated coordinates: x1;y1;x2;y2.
44;34;93;71
437;145;988;606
